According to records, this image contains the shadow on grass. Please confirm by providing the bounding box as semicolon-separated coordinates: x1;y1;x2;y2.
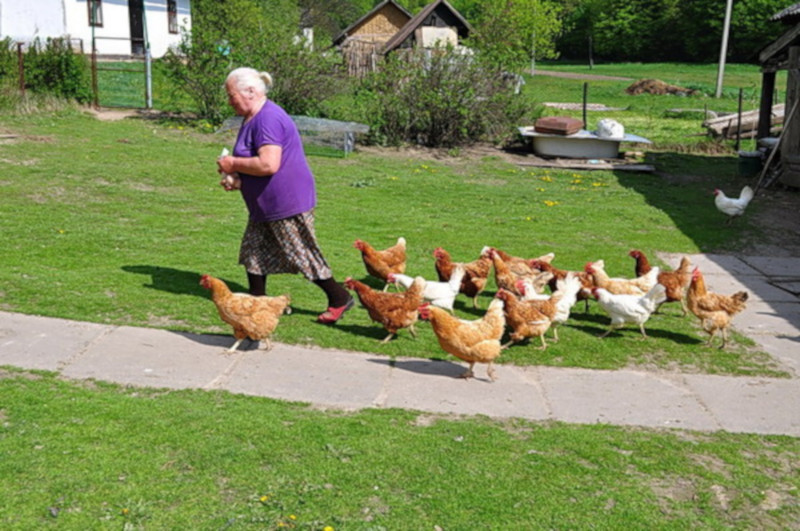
122;265;248;296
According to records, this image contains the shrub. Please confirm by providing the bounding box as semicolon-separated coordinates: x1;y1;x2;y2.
23;37;92;103
161;0;345;124
355;49;539;148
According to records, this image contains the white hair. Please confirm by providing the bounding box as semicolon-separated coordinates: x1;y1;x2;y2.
226;67;273;95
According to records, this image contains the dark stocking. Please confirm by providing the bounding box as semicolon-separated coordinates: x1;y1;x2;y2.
247;273;267;296
313;277;351;308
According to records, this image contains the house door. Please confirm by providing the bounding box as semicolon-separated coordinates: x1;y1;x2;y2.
129;0;145;55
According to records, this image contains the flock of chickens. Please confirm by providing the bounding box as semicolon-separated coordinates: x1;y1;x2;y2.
198;184;755;381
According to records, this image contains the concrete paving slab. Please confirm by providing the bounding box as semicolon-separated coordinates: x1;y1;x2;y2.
684;375;800;435
538;368;721;431
700;274;796;303
740;256;800;277
0;311;110;371
379;358;550;419
773;281;800;296
61;326;236;390
737;301;800;338
752;334;800;373
684;253;762;276
225;345;390;409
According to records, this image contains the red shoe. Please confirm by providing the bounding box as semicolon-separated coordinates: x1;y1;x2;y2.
317;297;355;324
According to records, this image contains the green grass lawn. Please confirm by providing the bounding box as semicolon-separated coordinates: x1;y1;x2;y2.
1;368;798;529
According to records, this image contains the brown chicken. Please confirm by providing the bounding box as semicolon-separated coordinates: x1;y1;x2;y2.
629;250;692;315
482;246;554;276
496;289;562;349
353;237;407;291
344;276;424;343
584;260;659;296
200;275;291;352
687;267;748;349
419;298;506;381
529;258;595;311
433;246;492;308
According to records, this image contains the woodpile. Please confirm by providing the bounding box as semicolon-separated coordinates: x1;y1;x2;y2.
703;104;785;139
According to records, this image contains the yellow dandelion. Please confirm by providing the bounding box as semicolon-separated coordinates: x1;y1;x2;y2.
540;176;553;183
543;200;559;207
121;508;130;516
289;515;297;521
323;527;334;531
536;187;545;192
592;182;606;187
260;495;269;503
525;216;532;221
389;176;398;180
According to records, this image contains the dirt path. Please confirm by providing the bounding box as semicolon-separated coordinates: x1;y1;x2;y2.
531;69;633;82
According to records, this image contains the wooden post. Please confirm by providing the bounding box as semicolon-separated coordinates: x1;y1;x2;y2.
780;46;800;187
582;82;588;128
736;88;743;151
758;71;776;139
16;42;24;95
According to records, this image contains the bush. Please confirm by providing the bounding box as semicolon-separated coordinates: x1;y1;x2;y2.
24;37;92;103
355;49;539;148
161;0;345;124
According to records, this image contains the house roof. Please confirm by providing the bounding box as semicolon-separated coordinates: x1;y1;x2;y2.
771;3;800;22
381;0;473;54
332;0;412;46
759;15;800;68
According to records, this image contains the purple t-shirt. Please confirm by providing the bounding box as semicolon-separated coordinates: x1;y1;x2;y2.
233;100;316;222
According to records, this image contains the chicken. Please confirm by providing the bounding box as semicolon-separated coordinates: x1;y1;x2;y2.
433;247;492;308
418;298;506;381
495;289;560;349
514;271;555;301
344;276;424;343
480;246;554;276
585;260;659;296
714;185;754;224
629;250;692;315
592;283;667;339
199;274;291;352
388;265;465;314
529;258;595;311
353;237;407;291
518;272;583;342
686;267;749;349
487;248;550;297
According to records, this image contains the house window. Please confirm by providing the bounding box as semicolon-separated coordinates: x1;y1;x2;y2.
88;0;103;27
168;0;178;34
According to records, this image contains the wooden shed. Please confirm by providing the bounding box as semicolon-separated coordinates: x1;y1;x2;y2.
332;0;412;77
758;3;800;187
381;0;473;55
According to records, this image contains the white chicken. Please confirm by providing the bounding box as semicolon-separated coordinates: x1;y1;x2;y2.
388;265;465;314
593;283;667;339
519;273;582;341
714;185;754;224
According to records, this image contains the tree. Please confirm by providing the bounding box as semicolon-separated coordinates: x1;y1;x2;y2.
459;0;564;73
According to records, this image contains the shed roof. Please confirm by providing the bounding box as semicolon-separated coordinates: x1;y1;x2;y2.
382;0;472;54
771;2;800;22
332;0;412;46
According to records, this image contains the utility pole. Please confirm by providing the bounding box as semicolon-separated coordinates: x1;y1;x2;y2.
715;0;734;98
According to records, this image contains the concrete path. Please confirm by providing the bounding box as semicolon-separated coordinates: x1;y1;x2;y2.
1;254;798;436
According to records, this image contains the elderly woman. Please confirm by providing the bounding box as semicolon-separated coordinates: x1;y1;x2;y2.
216;67;353;324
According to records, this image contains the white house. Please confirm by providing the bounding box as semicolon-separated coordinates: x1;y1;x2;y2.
0;0;191;58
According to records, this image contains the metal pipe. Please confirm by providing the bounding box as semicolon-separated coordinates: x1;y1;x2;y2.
736;88;743;151
715;0;734;98
583;82;588;127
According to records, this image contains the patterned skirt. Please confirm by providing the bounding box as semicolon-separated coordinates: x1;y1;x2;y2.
239;211;333;281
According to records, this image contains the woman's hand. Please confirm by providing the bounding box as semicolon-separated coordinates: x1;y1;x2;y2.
220;173;241;191
217;155;236;175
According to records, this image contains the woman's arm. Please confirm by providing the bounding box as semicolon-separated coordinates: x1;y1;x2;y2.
217;144;282;177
